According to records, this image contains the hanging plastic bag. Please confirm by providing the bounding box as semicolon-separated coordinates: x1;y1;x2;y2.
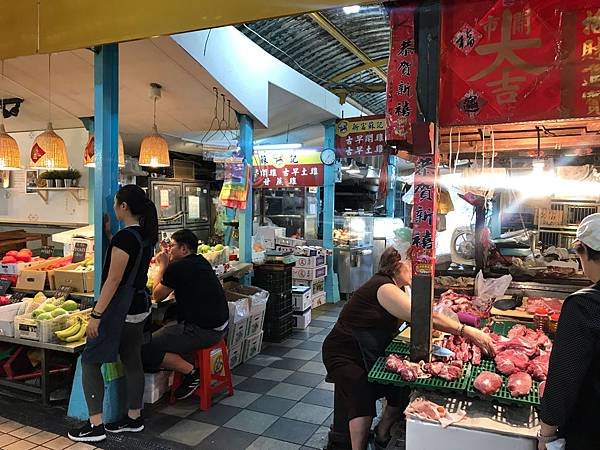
473;270;512;311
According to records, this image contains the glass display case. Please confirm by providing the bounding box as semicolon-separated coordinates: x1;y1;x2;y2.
254;188;319;239
333;213;374;248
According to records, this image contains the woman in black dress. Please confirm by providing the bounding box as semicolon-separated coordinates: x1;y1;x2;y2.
322;247;494;450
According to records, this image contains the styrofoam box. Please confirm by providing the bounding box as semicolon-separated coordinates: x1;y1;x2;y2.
0;261;37;276
312;291;327;309
243;331;264;362
295;255;326;268
292;286;312;312
227;317;249;349
275;237;306;248
229;343;243;368
292;265;327;281
246;308;266;337
143;371;173;404
0;303;23;337
293;276;326;294
292;308;311;329
256;226;286;241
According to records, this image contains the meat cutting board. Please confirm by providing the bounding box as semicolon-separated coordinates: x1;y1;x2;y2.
490;307;533;319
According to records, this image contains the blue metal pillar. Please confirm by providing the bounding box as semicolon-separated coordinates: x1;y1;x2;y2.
322;120;340;303
80;118;95;226
237;113;253;284
386;155;397;217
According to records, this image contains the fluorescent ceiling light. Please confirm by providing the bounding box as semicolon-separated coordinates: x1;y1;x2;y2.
254;143;302;150
343;5;361;14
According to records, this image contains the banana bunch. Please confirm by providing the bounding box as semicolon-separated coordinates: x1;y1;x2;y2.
55;317;88;343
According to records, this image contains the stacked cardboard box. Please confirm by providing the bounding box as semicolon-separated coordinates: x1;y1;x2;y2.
291;246;328;329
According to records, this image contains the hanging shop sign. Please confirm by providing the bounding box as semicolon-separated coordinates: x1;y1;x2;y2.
440;0;563;126
411;154;438;277
386;3;418;144
334;115;388;158
253;149;324;188
575;6;600;118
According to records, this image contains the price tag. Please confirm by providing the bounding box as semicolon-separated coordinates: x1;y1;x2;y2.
9;292;26;303
54;285;73;300
40;245;55;259
72;242;88;263
0;279;10;296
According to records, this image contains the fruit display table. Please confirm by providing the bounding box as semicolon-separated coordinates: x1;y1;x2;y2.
0;335;85;406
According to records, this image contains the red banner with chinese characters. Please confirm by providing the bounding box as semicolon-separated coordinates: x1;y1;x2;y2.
386;3;418;143
575;4;600;118
440;0;563;126
334;115;387;158
252;150;324;188
411;154;438;277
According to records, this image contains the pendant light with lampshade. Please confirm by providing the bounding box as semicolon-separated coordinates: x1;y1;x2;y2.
30;53;69;170
83;133;126;168
0;60;21;171
138;83;170;168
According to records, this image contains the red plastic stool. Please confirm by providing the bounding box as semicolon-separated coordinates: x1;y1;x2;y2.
169;339;234;410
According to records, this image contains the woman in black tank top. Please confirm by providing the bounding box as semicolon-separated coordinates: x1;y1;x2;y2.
322;247;494;450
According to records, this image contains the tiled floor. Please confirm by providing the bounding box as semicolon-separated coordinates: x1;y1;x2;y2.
0;417;97;450
145;301;343;449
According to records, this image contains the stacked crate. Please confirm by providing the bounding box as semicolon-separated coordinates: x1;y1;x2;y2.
292;246;328;328
253;262;294;342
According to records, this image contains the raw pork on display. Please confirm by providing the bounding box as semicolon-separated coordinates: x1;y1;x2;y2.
423;361;462;381
474;371;503;395
527;353;550;381
539;380;546;397
507;372;533;397
404;398;467;428
524;297;563;315
495;349;530;375
385;355;425;381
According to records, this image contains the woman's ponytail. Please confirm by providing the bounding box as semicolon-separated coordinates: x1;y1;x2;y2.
115;185;159;245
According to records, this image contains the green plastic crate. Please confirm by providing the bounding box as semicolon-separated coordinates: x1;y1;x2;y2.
385;340;410;355
490;320;536;337
368;357;472;394
466;359;541;407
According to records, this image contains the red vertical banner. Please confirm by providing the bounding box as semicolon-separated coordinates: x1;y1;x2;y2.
412;154;438;277
576;6;600;118
386;3;418;143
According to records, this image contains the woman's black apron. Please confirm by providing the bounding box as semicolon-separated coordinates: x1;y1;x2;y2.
82;227;150;364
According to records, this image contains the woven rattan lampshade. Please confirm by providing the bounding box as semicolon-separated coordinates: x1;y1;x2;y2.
84;134;125;167
0;124;21;170
30;123;69;170
139;125;170;168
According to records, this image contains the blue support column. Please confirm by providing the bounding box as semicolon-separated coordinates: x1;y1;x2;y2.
386;155;397;217
237;113;253;284
80;118;95;226
322;120;340;303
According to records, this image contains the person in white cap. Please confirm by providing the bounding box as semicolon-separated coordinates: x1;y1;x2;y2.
538;213;600;449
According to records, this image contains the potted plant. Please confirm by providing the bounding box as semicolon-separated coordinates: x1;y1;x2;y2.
64;168;81;187
39;171;56;188
54;170;65;188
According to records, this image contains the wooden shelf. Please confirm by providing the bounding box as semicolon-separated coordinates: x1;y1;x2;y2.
30;187;85;203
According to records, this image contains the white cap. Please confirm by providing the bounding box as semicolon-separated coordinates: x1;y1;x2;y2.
576;213;600;251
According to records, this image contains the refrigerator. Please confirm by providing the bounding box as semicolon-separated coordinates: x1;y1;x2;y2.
148;179;211;243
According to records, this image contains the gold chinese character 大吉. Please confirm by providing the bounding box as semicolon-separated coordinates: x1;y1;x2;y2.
583;9;600;35
486;67;526;104
470;9;546;82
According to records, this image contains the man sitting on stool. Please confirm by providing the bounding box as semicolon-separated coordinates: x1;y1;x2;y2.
143;229;229;400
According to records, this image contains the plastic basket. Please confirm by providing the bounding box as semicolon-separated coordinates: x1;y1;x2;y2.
266;292;293;319
252;269;293;294
263;311;293;343
368;357;472;394
466;359;541;407
385;340;410;355
15;308;90;343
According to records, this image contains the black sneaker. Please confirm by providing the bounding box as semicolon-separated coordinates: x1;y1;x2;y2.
105;416;144;433
175;368;200;400
67;421;106;442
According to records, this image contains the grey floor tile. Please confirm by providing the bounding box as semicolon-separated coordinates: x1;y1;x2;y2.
291;330;311;340
307;326;324;335
310;320;334;328
324;412;333;427
283;402;333;425
143;412;182;436
218;390;262;408
254;367;294;382
311;353;323;362
267;382;312;401
283;372;324;388
246;395;297;416
235;377;279;394
197;427;258;449
316;380;334;391
271;338;304;348
246;436;301;450
302;388;334;408
298;361;327;375
261;345;293;357
303;426;330;449
188;404;243;426
270;358;308;371
263;417;319;445
248;354;281;367
283;349;319;360
317;316;338;323
233;364;264;377
308;334;327;343
295;341;324;351
158;399;200;418
224;409;279;434
232;375;247;386
160;419;218;446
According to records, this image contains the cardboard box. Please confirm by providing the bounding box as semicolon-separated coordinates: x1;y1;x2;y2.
229;343;243;368
227;317;249;349
0;260;38;276
293;308;312;329
312;291;327;309
275;237;306;248
256;227;286;250
242;331;263;362
292;265;327;281
16;257;72;291
294;246;327;257
143;371;173;404
292;286;312;312
295;255;326;268
246;308;266;337
51;264;94;293
0;303;23;337
293;276;325;295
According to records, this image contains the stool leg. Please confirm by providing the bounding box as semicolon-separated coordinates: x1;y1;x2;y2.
220;341;234;397
199;349;211;411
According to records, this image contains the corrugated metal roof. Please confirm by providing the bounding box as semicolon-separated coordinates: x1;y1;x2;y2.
237;4;389;114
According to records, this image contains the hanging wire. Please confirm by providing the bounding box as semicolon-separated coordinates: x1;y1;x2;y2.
449;127;453;171
48;53;52;124
491;128;496;170
152;95;157;128
454;131;461;175
201;87;221;142
481;126;486;171
1;60;4;127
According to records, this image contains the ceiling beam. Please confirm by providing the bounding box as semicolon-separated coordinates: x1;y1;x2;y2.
330;58;389;82
308;12;388;83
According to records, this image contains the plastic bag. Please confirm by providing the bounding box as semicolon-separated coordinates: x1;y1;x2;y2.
433;302;460;323
547;439;566;450
228;299;250;324
474;271;512;311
